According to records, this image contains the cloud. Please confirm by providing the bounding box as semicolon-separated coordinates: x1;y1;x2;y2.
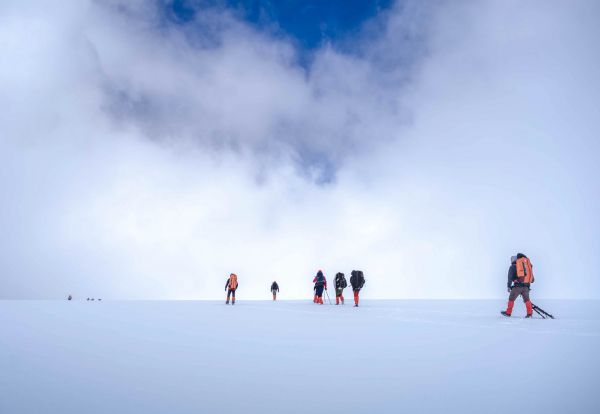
0;0;598;299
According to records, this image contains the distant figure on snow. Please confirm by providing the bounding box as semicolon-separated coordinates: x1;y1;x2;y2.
501;254;534;318
67;295;72;301
225;273;239;305
350;270;365;307
334;272;347;305
271;281;279;301
313;270;327;304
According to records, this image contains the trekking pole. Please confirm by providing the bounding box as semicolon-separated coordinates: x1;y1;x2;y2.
325;289;332;305
532;303;555;319
532;306;546;319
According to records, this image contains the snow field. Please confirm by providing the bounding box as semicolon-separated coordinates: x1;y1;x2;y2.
1;300;599;413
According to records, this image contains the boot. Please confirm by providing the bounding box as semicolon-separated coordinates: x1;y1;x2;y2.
232;298;235;305
225;301;229;305
313;295;318;303
501;300;514;317
525;301;533;318
341;296;344;305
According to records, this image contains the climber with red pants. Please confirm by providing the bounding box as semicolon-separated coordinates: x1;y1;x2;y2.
501;254;534;318
313;270;327;304
350;270;365;307
334;272;347;305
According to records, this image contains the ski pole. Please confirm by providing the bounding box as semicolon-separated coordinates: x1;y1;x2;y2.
325;288;332;305
532;304;555;319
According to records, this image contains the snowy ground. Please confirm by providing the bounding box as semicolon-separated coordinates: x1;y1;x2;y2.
1;300;599;413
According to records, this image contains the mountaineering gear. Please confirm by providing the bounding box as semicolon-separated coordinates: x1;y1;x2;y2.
501;300;514;317
324;288;332;305
313;271;327;289
334;272;347;305
271;281;279;301
350;270;365;306
503;254;534;317
313;271;327;304
225;274;238;305
350;270;365;290
507;253;534;288
226;274;239;290
532;303;555;319
516;255;534;284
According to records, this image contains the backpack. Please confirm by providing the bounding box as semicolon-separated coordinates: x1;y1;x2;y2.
351;270;365;289
229;274;238;289
516;257;534;284
335;272;346;289
315;274;325;287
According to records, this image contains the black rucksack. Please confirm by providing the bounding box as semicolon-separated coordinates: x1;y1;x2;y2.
351;270;365;289
335;272;347;289
315;274;325;287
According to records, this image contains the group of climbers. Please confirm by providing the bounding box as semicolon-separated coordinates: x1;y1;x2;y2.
223;253;540;319
224;270;366;307
313;270;365;307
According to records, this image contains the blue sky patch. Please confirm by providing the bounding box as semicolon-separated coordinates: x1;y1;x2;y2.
168;0;394;49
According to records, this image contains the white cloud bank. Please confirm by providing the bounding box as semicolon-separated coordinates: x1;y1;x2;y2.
1;0;599;299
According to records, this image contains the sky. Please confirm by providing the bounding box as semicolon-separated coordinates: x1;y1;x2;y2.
1;0;599;300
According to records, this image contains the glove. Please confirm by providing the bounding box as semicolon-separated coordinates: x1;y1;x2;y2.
507;286;511;293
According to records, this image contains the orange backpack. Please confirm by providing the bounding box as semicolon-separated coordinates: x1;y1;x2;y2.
516;257;534;284
229;274;238;289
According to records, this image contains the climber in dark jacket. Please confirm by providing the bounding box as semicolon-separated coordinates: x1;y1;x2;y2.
349;270;365;307
271;281;279;301
334;272;347;305
313;270;327;304
501;253;534;317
